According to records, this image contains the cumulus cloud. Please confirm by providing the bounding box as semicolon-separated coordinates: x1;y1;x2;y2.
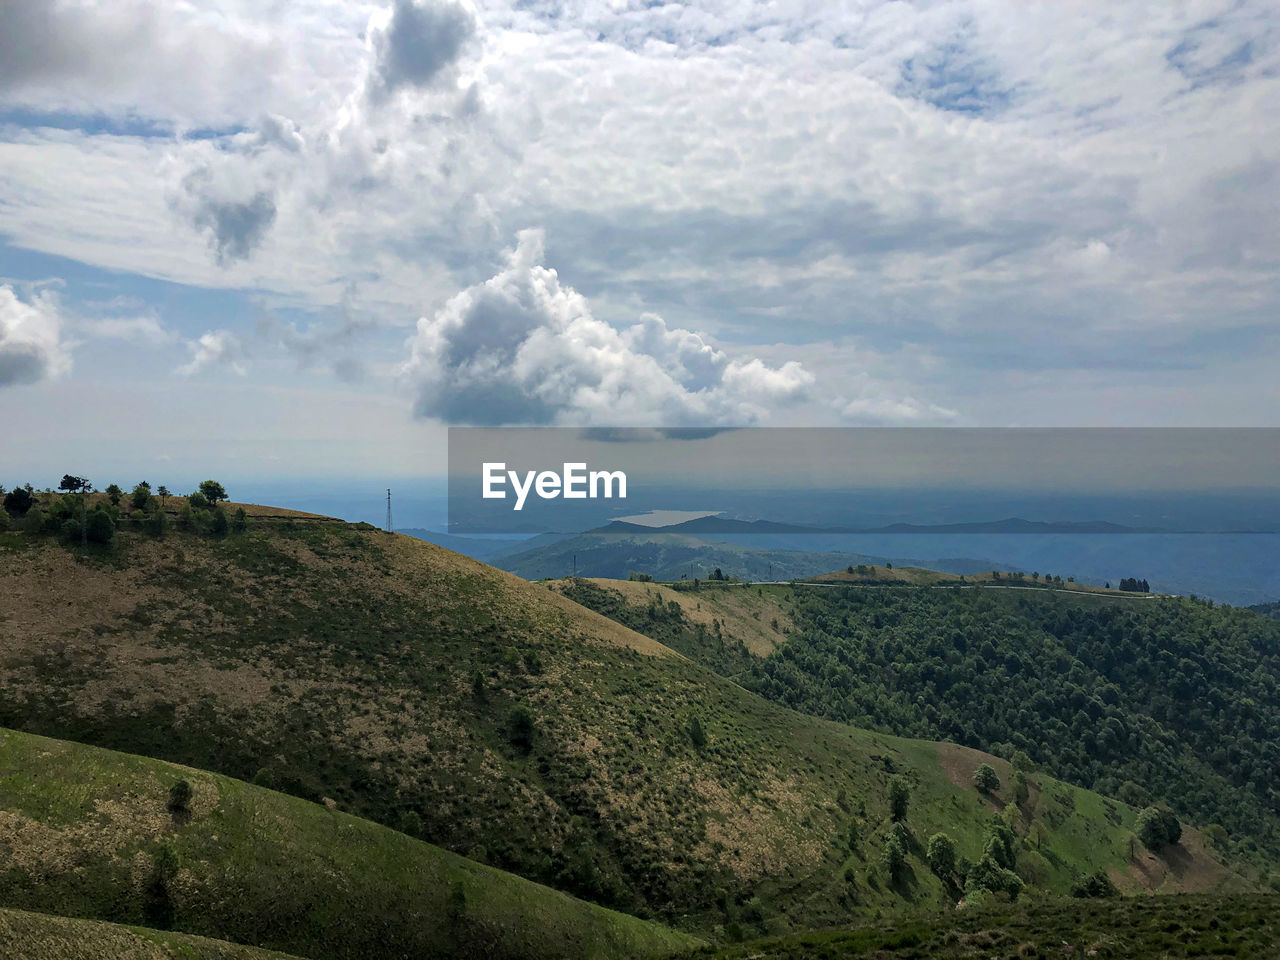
402;229;813;426
177;330;247;377
368;0;476;99
0;285;72;387
169;116;306;265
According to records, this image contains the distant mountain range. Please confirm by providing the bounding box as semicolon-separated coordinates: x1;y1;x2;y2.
591;515;1172;535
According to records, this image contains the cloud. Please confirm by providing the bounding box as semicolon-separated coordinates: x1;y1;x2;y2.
402;229;813;426
177;330;247;377
83;313;175;344
0;284;72;387
169;117;305;265
368;0;476;98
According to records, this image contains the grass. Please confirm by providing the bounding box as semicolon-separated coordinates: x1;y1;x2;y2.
691;894;1280;959
0;518;1255;940
0;906;304;960
0;727;697;960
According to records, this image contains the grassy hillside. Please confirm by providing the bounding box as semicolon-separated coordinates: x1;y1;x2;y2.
0;907;303;960
562;576;1280;876
0;516;1252;938
689;895;1280;959
495;530;882;582
0;728;694;960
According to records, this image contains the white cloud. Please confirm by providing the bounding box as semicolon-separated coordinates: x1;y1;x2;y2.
177;330;248;378
402;228;813;425
83;313;174;344
0;285;72;387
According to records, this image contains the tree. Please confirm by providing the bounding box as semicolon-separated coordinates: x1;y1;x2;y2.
131;482;152;511
199;480;228;506
58;475;87;494
888;776;911;821
880;832;907;883
688;714;708;749
1010;750;1034;773
167;780;193;814
926;832;957;879
471;670;486;701
973;763;1001;794
187;490;209;511
1136;806;1181;851
105;483;123;506
85;506;116;544
965;853;1022;901
1071;870;1119;898
3;486;34;516
508;705;535;751
157;485;171;506
1012;770;1030;805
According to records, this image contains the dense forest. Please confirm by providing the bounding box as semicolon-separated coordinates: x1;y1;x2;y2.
733;590;1280;864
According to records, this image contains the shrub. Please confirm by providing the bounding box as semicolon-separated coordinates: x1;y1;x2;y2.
688;714;707;749
508;705;535;751
965;853;1023;901
926;832;957;879
973;763;1000;793
85;507;116;544
880;832;907;883
1136;806;1182;851
210;507;229;537
105;484;123;506
1071;870;1119;898
1012;770;1030;805
167;780;193;813
131;482;152;511
231;507;248;533
4;486;35;516
888;776;910;821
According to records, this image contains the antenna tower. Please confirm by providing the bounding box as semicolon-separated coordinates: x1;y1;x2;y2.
385;488;393;533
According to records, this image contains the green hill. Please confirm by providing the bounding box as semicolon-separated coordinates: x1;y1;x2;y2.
0;513;1253;939
0;727;695;960
0;907;303;960
559;576;1280;876
689;895;1280;959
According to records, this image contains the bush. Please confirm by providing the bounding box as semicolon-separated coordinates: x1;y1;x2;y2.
879;833;907;883
4;486;34;516
508;705;535;751
85;507;116;544
105;484;123;506
231;507;248;533
973;763;1001;793
926;832;957;879
22;508;46;534
688;714;707;749
131;483;152;511
211;507;229;537
1071;869;1119;898
1136;806;1182;851
888;776;910;821
1012;770;1030;805
61;518;83;543
965;853;1023;901
187;490;209;511
167;780;193;813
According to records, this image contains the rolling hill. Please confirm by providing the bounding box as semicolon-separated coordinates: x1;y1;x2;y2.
0;508;1253;941
0;907;303;960
559;574;1280;878
0;727;694;960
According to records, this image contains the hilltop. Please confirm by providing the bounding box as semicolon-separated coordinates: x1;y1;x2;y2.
0;727;693;960
0;506;1253;940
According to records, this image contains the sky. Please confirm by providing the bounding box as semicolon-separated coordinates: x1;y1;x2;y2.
1;0;1279;491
